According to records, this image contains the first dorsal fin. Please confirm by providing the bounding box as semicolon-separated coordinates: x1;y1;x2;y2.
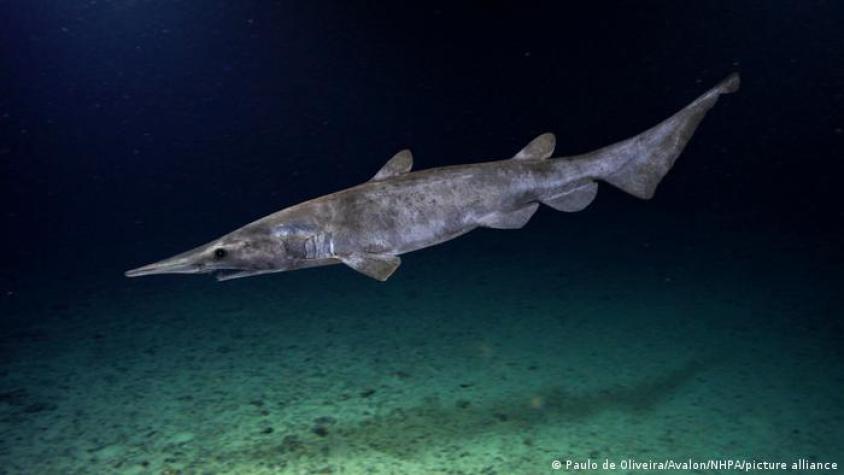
512;133;555;160
371;149;413;181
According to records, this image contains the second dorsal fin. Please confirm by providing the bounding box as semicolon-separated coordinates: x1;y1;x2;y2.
371;149;413;181
512;133;556;160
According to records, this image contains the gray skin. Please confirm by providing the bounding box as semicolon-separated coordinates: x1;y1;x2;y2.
126;73;739;282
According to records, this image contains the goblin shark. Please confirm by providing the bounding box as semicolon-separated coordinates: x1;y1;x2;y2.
126;73;739;282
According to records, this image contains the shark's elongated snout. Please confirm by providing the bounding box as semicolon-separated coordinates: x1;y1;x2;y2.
125;237;279;279
125;258;197;277
125;250;210;278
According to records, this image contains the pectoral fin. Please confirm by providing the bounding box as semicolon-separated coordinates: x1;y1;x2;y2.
339;253;401;281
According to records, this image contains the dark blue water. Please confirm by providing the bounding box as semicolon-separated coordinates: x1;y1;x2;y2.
1;2;842;473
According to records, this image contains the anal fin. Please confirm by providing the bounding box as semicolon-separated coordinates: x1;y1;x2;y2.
478;203;539;229
339;253;401;281
542;182;598;212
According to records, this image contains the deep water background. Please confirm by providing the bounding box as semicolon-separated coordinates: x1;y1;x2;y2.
1;1;842;286
1;1;842;473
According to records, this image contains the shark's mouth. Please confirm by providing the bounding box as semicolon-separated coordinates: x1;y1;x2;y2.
215;269;285;281
215;270;251;281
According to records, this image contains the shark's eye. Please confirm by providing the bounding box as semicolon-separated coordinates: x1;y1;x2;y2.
214;248;227;259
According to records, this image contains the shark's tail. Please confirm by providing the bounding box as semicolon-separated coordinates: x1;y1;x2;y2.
594;73;741;200
598;73;740;199
541;73;740;212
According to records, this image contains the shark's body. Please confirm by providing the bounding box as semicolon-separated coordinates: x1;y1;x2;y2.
126;73;739;281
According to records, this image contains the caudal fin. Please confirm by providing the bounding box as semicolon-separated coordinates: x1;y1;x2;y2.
598;73;740;199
